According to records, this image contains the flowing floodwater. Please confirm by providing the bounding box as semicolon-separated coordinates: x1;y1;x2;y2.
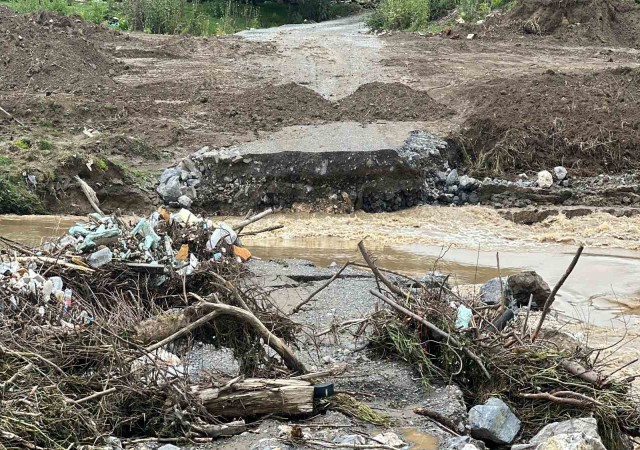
2;207;640;327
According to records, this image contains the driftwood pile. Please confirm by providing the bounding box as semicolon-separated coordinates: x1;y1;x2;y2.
0;208;320;449
355;242;639;450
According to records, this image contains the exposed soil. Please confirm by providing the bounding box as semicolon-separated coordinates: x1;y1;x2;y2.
450;66;640;176
0;9;124;93
456;0;640;47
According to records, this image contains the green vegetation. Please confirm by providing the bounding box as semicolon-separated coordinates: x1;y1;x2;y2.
0;156;13;167
366;0;513;31
13;138;31;150
0;177;45;214
37;140;53;151
96;158;108;171
1;0;351;35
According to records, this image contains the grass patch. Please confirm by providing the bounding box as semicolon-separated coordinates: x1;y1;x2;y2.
0;156;14;167
13;138;31;150
0;177;44;214
366;0;515;31
37;140;53;151
96;158;108;171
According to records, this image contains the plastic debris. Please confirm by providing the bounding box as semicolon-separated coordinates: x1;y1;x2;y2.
87;247;113;269
233;245;252;262
455;304;473;329
208;222;237;250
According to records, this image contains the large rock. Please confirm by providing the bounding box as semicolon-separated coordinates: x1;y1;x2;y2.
459;175;480;191
512;418;605;450
554;166;568;181
507;271;551;308
537;170;554;188
468;397;521;444
157;175;181;202
420;384;467;433
480;271;550;309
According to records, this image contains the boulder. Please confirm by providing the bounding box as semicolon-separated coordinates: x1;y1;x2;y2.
157;175;181;203
468;397;521;444
250;438;292;450
159;168;180;184
554;166;568;181
537;170;553;188
480;271;550;309
333;435;366;445
420;384;467;433
512;418;605;450
507;271;551;308
446;169;459;186
158;445;181;450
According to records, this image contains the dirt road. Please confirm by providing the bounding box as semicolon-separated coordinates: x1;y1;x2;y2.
2;9;640;214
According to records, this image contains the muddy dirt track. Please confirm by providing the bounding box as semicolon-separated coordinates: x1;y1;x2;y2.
3;4;640;212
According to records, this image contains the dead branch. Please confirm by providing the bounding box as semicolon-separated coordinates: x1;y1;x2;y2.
518;391;599;408
233;208;273;232
532;246;584;342
238;224;284;236
14;256;94;273
74;175;104;216
559;359;606;387
0;105;26;127
291;261;353;314
413;407;461;435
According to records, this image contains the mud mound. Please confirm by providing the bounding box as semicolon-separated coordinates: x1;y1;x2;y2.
0;11;122;93
451;67;640;176
497;0;640;46
209;82;450;132
211;83;336;131
338;82;453;121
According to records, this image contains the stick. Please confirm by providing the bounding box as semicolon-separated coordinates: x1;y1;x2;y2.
496;252;506;310
233;208;273;231
532;246;584;342
0;105;25;127
0;363;33;390
519;392;599;408
559;359;605;387
413;407;461;435
72;387;117;405
521;294;533;338
14;256;94;273
369;289;490;379
74;175;104;216
238;224;284;236
290;261;352;314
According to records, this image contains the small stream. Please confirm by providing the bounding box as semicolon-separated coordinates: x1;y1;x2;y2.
1;214;639;327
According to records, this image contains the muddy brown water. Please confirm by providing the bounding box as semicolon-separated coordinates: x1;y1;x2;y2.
1;214;639;327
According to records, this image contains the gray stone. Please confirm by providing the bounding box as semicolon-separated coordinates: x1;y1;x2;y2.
186;178;201;188
333;434;366;445
421;271;449;289
468;192;480;204
468;397;521;444
442;436;487;450
158;445;181;450
159;168;180;184
459;175;480;191
479;277;507;305
446;169;459;186
448;184;459;194
421;384;467;433
180;185;198;200
554;166;568;181
530;417;601;444
157;175;181;202
178;195;193;208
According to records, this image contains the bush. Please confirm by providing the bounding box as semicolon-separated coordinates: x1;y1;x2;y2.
366;0;430;30
81;0;109;25
124;0;184;34
297;0;331;21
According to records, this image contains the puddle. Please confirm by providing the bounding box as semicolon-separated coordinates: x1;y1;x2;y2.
402;428;439;450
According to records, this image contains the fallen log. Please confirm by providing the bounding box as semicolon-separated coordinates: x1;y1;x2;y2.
194;378;314;417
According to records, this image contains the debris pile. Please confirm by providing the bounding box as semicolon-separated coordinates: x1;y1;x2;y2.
356;242;640;449
0;207;327;448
